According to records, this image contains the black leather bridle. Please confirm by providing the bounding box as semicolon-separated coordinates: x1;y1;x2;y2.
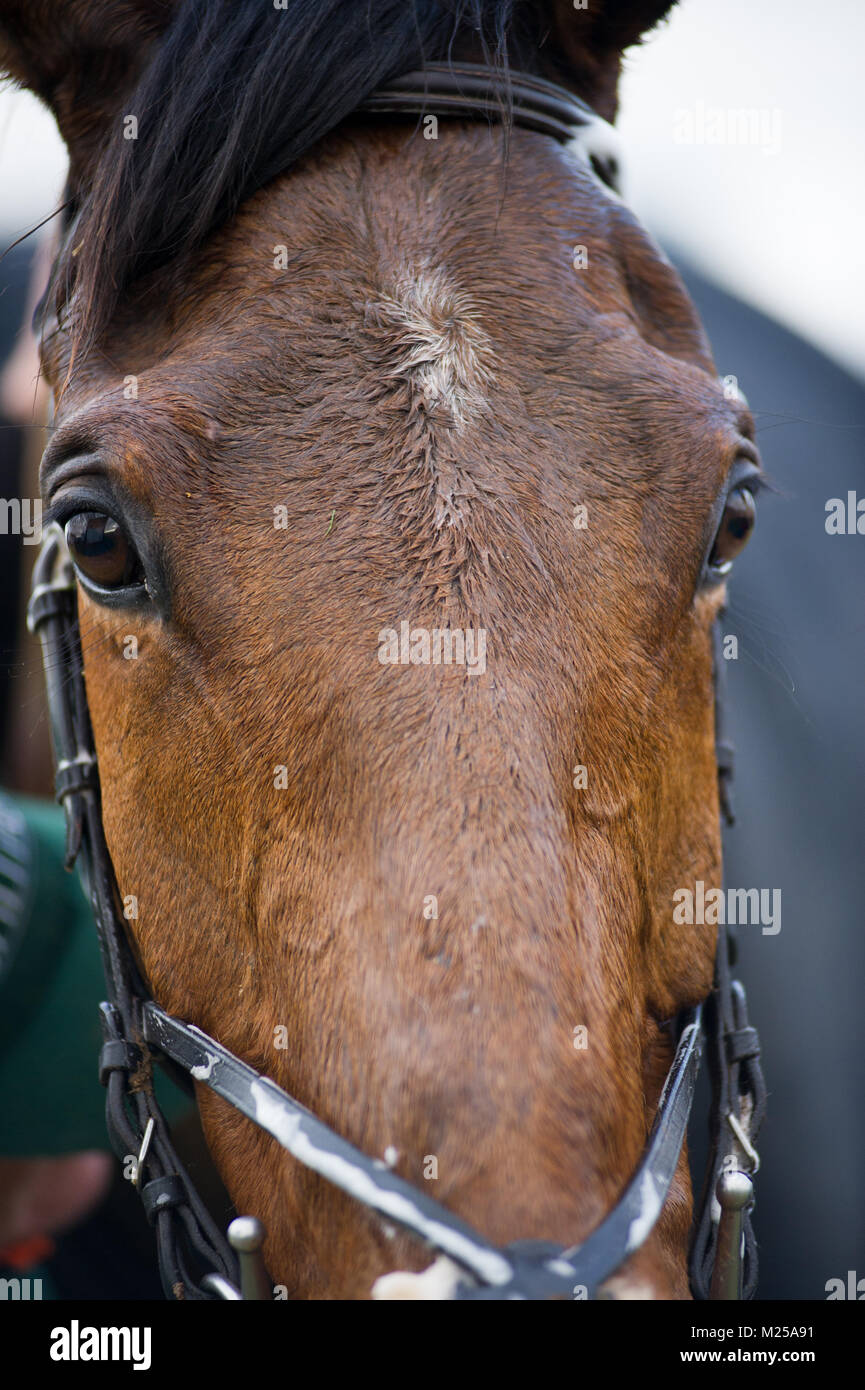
27;63;765;1301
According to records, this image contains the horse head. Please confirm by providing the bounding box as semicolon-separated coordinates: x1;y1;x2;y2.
4;0;763;1298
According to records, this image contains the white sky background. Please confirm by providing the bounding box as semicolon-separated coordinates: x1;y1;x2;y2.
0;0;862;379
615;0;865;382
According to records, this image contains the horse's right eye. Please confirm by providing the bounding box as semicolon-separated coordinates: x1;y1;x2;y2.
705;486;757;578
65;511;145;591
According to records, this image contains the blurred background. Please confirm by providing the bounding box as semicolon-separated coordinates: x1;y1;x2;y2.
619;0;865;382
0;0;862;1301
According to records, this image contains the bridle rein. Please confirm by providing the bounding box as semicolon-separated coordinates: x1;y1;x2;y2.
27;63;765;1302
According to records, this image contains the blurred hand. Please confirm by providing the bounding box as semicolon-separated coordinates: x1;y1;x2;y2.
0;1152;113;1253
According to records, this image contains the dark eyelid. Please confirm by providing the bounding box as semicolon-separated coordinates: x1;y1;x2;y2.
728;432;761;472
728;456;765;494
42;472;120;528
41;450;107;502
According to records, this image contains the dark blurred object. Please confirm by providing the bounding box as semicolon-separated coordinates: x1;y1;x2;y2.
0;235;53;796
0;242;31;752
681;263;865;1300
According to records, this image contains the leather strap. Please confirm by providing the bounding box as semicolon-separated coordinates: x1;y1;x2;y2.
141;998;703;1299
360;62;599;143
357;61;622;192
688;612;766;1300
28;531;239;1300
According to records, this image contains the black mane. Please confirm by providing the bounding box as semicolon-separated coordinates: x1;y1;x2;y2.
60;0;542;356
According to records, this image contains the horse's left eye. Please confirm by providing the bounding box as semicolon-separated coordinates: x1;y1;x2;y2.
65;511;145;590
707;486;756;577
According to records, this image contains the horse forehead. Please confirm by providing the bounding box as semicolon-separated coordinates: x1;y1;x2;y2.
171;124;619;336
46;127;725;534
56;125;712;436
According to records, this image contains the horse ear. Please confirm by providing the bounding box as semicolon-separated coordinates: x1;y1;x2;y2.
0;1;176;184
537;1;677;120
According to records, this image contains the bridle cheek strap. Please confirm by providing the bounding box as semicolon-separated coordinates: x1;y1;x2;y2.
688;622;767;1300
29;531;239;1300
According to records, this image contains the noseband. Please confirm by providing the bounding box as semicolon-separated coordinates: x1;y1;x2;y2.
27;63;765;1301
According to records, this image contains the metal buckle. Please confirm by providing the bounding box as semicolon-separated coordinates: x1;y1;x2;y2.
131;1117;155;1190
726;1111;761;1174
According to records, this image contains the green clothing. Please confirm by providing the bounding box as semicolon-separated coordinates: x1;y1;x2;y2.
0;792;191;1156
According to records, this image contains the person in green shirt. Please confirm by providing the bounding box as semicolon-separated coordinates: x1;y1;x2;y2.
0;790;193;1295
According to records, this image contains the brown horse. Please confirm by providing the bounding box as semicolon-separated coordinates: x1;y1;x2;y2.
2;0;763;1298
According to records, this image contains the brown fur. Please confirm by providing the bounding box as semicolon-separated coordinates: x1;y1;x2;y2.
6;2;761;1297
